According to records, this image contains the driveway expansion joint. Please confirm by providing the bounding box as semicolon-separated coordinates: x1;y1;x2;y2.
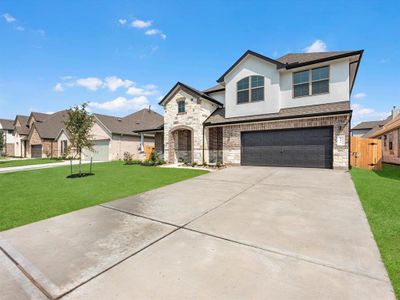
0;246;53;300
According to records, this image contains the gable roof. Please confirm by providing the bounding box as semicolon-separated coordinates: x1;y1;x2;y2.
31;112;51;122
205;101;351;126
217;50;285;83
33;110;69;139
216;50;363;87
352;117;390;130
0;118;14;130
14;115;30;135
369;115;400;138
159;82;223;107
94;108;164;136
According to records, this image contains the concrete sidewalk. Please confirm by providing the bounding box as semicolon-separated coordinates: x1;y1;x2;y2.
0;160;103;174
0;167;395;299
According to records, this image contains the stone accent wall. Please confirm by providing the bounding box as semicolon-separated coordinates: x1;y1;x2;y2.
26;127;42;157
221;114;350;169
163;89;219;163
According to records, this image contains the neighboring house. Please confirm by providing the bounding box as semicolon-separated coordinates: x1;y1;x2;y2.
0;119;15;156
26;111;68;158
351;118;389;137
13;115;30;157
140;49;363;169
56;108;163;161
369;106;400;164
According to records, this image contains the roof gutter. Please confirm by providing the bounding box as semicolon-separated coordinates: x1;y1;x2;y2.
284;50;364;70
203;110;352;127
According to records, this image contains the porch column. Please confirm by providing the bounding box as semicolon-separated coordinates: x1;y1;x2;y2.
140;133;144;151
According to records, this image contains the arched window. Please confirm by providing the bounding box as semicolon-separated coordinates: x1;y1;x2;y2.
237;75;264;104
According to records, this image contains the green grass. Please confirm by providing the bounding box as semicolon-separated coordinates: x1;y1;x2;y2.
0;161;208;231
351;164;400;298
0;158;63;168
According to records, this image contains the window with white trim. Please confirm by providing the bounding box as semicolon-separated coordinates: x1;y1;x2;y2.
293;66;329;98
237;75;264;104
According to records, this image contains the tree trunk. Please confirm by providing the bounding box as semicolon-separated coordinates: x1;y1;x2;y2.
79;148;82;176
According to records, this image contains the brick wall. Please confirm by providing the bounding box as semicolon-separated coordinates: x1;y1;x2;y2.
208;127;223;163
221;114;350;169
154;132;164;154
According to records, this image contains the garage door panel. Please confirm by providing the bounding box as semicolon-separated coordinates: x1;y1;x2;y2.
31;145;42;158
241;127;333;169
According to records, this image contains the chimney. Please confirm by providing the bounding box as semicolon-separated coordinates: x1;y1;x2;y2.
392;106;399;119
148;105;151;112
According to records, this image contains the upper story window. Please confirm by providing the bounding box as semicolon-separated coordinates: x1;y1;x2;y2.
293;66;329;98
178;100;185;113
237;75;264;104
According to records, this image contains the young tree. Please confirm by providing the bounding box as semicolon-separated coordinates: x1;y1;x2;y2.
65;103;95;175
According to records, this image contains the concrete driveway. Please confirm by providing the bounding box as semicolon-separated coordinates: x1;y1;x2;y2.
0;167;395;299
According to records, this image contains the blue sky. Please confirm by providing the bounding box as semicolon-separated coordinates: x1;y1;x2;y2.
0;0;399;125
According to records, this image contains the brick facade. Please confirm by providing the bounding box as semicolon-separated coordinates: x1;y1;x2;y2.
154;132;164;154
219;113;350;169
27;127;58;158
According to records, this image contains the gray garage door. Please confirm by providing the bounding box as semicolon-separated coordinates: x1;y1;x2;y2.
82;140;110;161
31;145;42;158
241;127;333;169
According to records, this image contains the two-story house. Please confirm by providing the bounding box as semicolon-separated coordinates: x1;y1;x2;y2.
141;50;363;169
0;118;15;156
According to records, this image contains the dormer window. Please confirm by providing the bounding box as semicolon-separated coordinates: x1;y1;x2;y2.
178;100;185;113
293;66;329;98
237;75;264;104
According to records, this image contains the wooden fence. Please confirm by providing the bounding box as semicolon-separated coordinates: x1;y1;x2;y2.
350;136;382;170
144;145;155;160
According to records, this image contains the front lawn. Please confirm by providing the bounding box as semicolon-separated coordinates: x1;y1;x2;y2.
0;161;207;231
351;164;400;298
0;158;63;168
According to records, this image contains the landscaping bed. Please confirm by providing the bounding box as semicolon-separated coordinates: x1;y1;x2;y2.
0;161;208;231
351;164;400;298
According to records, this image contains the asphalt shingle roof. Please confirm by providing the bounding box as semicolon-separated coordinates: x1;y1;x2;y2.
34;110;69;139
15;115;30;135
0;119;14;130
205;101;351;125
277;51;356;65
352;117;390;130
94;108;164;135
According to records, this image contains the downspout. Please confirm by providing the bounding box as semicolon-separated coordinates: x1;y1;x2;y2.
348;111;352;170
202;125;205;164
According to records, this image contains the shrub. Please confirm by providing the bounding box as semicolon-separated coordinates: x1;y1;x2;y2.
131;159;142;165
191;162;198;167
123;152;133;165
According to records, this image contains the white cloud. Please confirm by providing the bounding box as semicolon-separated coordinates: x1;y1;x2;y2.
76;77;103;91
53;83;64;92
104;76;133;91
351;103;389;124
145;29;167;39
304;39;328;53
3;13;16;23
132;19;152;28
88;96;149;112
126;86;145;96
118;19;127;25
353;92;367;99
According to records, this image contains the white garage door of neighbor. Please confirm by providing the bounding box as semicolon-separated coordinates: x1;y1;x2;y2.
83;140;110;161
